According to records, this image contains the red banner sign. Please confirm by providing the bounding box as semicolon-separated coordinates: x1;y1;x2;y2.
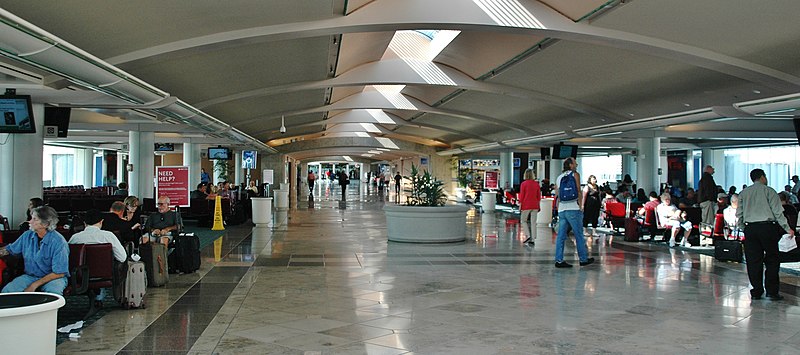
156;166;190;207
484;171;499;190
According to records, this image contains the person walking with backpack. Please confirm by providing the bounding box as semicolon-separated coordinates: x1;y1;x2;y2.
554;157;595;268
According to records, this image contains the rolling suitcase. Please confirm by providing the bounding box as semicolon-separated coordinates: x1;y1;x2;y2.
139;242;169;286
624;218;640;242
114;244;146;309
170;233;201;274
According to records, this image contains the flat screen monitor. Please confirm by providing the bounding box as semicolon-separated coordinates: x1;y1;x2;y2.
43;107;71;137
208;147;231;160
552;144;578;159
155;143;174;152
513;157;521;168
0;95;35;134
540;147;551;160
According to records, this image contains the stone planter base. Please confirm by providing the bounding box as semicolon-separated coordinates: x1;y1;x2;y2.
384;204;469;243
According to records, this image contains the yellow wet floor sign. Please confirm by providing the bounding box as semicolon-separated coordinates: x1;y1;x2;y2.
212;195;225;230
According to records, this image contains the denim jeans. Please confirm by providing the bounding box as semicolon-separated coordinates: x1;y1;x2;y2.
1;274;68;295
555;209;590;262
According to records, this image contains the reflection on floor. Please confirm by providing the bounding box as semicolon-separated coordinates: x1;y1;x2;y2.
56;182;800;354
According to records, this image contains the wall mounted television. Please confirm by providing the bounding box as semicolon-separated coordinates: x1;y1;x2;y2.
552;144;578;159
0;95;35;134
208;146;231;160
44;107;71;137
155;143;175;152
540;147;551;160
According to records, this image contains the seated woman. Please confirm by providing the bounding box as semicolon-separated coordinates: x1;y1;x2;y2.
656;194;693;248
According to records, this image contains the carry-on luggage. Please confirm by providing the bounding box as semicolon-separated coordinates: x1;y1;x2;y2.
139;242;169;286
714;235;743;263
169;233;201;274
114;243;147;309
624;218;640;242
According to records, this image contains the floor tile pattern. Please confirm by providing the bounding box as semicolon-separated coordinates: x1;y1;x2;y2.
55;182;800;354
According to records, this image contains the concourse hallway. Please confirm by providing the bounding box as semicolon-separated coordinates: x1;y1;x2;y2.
58;184;800;354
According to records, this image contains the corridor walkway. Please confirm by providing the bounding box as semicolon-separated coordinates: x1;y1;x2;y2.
57;182;800;354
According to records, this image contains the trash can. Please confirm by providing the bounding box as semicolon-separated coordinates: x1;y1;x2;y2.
274;188;289;211
0;292;66;354
251;197;273;226
481;191;497;212
538;197;554;226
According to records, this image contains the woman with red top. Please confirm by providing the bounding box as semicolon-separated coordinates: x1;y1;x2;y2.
518;168;541;245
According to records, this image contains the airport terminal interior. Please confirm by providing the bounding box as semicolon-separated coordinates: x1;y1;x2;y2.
1;1;800;354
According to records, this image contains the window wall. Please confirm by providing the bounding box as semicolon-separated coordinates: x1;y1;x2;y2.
578;155;622;185
43;145;77;187
724;145;800;191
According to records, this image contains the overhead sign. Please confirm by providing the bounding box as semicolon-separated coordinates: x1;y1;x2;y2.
156;166;190;207
242;150;257;169
484;171;499;190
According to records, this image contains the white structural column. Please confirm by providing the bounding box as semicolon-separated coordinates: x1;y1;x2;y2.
550;159;563;183
0;103;44;226
701;149;713;170
622;154;636;182
116;151;126;184
129;131;155;198
76;148;94;188
183;143;201;186
234;150;242;186
499;151;513;190
300;162;309;194
636;137;661;194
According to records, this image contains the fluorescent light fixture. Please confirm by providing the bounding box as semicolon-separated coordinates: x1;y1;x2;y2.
709;117;737;122
343;156;353;162
354;132;370;137
361;153;374;157
376;148;391;151
368;150;382;154
375;137;400;149
590;131;623;138
366;109;397;124
360;123;382;133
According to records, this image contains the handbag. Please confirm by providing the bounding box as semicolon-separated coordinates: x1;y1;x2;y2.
778;234;797;252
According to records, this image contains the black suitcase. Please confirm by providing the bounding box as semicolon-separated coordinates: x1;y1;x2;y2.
715;239;743;263
624;218;640;242
170;233;201;274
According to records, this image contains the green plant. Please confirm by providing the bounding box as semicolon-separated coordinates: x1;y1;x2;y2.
407;164;447;206
214;159;231;181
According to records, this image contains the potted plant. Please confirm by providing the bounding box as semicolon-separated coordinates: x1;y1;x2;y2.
384;164;468;243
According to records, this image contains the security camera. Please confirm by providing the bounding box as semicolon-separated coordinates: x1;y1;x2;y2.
279;125;286;134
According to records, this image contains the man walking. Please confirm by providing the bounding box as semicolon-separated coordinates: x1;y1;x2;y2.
736;168;793;301
553;157;594;268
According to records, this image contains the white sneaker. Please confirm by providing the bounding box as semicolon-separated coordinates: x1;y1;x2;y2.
669;240;676;248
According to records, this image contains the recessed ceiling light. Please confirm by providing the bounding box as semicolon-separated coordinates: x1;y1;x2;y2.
683;103;691;107
752;89;761;94
628;113;635;116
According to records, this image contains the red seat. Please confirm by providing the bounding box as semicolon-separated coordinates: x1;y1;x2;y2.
64;244;88;297
604;202;627;232
701;213;725;239
504;191;518;207
76;243;114;319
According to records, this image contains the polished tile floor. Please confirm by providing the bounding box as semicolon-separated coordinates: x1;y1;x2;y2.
57;181;800;354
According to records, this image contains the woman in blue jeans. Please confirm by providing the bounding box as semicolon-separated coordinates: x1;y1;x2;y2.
554;157;595;268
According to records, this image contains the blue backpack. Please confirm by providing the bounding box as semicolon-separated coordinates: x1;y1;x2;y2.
559;172;578;201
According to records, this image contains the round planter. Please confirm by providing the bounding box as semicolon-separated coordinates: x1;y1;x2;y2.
0;292;65;354
384;204;469;243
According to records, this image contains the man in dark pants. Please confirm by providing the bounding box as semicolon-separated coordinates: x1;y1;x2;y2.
736;168;794;301
698;165;717;246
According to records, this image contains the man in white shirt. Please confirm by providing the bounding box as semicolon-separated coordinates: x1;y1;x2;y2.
656;194;693;248
723;193;743;238
69;209;127;308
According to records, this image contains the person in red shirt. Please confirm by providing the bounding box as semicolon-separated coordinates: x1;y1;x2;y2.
518;169;541;245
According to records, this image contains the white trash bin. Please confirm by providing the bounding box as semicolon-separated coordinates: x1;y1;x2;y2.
481;191;497;212
538;198;554;226
251;197;273;226
0;292;65;355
